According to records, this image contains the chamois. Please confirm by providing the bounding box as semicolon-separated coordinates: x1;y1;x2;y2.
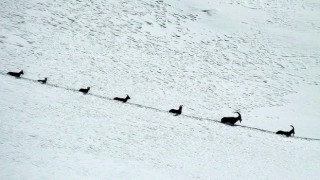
79;87;90;94
7;70;24;78
169;105;183;115
276;125;295;137
221;112;242;125
38;77;47;84
114;94;131;103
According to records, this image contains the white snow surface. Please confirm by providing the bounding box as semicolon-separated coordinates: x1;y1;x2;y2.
1;0;320;179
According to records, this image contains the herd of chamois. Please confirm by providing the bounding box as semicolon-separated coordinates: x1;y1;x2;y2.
6;69;296;137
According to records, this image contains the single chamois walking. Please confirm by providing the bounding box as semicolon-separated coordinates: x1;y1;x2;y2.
221;112;242;125
169;105;183;115
276;125;295;137
38;77;47;84
114;94;131;103
79;87;90;94
7;70;24;78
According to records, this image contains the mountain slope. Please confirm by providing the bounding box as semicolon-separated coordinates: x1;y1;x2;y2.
0;0;320;178
1;75;319;179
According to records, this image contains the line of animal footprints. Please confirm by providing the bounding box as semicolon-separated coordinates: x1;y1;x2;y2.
6;69;295;137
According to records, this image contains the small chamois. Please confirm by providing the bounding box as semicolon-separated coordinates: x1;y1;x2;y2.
169;105;183;115
38;77;47;84
114;94;131;103
79;87;90;94
276;125;295;137
221;112;242;125
7;70;24;78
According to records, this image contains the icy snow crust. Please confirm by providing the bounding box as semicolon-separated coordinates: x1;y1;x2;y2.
1;0;320;179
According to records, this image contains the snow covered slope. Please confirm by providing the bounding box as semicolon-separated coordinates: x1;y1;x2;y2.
1;0;320;179
1;75;320;179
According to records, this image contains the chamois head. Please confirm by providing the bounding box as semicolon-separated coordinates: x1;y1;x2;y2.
179;105;183;110
290;125;295;136
126;94;131;99
20;70;24;74
235;112;242;123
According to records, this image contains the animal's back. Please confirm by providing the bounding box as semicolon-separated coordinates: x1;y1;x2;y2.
276;131;283;134
79;89;88;93
7;72;20;77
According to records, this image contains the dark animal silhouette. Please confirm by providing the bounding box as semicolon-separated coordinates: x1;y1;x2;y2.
169;105;183;115
221;112;242;125
276;125;295;137
7;70;24;78
38;77;47;84
114;94;131;103
79;87;90;94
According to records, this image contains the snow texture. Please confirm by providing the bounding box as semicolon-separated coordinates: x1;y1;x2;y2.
1;0;320;179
